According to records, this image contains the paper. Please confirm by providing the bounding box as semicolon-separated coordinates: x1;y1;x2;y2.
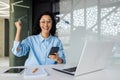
23;67;48;78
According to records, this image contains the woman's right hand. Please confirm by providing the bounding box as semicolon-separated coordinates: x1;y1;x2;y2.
15;20;22;30
14;20;22;41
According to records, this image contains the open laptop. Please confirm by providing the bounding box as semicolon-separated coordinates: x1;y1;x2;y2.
52;40;114;76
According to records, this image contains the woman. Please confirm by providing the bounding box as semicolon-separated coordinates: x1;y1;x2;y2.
12;12;66;66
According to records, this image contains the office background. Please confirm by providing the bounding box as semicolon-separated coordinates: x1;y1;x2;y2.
0;0;120;66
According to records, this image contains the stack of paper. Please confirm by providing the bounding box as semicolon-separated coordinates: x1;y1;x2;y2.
23;67;48;78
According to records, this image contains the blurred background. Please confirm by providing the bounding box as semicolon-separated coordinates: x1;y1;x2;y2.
0;0;120;66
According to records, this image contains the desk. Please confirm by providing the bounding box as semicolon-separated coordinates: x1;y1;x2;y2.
0;64;120;80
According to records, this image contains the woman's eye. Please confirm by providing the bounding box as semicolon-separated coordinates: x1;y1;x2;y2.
40;20;52;23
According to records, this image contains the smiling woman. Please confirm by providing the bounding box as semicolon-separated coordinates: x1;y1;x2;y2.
11;12;66;66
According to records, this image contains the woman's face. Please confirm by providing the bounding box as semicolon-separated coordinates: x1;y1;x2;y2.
39;15;52;34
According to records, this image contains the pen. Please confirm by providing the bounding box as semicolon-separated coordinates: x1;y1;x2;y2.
32;67;39;73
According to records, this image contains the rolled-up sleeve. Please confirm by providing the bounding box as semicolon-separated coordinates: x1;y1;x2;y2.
12;39;30;57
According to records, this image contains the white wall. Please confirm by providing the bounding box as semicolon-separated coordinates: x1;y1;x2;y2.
0;18;5;57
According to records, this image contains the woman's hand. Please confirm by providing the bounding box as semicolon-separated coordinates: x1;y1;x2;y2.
14;20;22;41
15;20;22;30
48;53;63;64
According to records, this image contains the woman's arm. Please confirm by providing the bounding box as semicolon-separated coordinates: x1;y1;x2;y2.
12;20;29;57
15;20;22;41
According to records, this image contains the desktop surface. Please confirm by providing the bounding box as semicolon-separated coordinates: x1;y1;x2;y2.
0;64;120;80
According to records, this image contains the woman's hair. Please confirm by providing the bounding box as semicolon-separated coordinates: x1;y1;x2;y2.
32;12;56;36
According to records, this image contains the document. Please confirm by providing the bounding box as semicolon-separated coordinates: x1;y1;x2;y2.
23;67;48;78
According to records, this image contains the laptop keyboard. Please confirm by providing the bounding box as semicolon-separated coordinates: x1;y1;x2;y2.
63;66;77;72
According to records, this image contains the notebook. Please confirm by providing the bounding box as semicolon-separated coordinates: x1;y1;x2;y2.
23;67;48;78
52;40;114;76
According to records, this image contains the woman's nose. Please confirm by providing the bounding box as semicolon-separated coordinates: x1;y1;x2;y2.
44;22;48;26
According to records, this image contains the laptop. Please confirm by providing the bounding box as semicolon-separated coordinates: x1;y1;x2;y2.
52;40;114;76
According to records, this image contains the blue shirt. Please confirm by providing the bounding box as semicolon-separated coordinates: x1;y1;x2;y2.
12;33;66;66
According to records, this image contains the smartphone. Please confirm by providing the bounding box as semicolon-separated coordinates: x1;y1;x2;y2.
49;47;59;55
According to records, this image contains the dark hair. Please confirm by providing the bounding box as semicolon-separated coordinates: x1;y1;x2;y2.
32;12;56;36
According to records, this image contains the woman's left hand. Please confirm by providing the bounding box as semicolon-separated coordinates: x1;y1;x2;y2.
48;53;63;64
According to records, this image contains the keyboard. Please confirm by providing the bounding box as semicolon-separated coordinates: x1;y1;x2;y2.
63;66;77;72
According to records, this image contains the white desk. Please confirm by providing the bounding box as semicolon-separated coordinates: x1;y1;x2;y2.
0;64;120;80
